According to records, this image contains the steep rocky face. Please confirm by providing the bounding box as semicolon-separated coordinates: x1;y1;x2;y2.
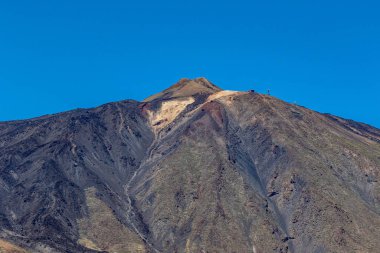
0;78;379;253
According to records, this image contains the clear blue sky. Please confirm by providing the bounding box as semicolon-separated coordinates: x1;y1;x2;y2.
0;0;379;127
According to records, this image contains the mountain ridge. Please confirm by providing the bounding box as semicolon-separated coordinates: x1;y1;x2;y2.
0;78;379;253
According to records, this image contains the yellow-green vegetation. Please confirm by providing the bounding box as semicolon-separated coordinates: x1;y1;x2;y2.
78;188;146;253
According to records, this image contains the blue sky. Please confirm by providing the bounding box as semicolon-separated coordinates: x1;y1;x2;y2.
0;0;379;127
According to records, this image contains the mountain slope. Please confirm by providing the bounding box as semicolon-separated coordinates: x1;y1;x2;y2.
0;78;379;253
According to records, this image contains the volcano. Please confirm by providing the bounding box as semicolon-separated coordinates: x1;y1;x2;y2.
0;78;379;253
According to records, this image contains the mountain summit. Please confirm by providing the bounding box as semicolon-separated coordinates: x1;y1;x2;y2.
0;79;379;253
143;77;222;102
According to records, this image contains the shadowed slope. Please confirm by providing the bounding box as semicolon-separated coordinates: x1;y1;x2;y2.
0;101;154;252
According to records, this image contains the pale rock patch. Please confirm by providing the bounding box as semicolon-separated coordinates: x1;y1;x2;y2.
207;90;242;105
147;97;195;133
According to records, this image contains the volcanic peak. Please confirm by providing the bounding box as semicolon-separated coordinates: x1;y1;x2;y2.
143;77;222;102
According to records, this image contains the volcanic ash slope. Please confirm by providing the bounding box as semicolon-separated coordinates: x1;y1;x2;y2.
0;77;379;253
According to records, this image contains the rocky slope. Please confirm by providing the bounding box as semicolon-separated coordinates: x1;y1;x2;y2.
0;78;379;253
